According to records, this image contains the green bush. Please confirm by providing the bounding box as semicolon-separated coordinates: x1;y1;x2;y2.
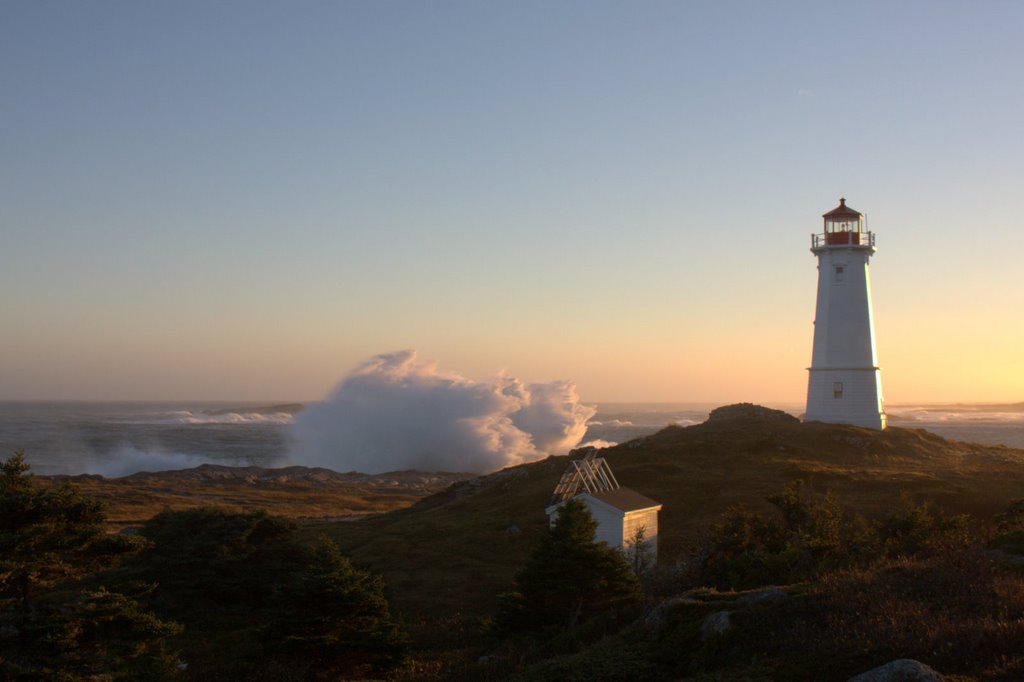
497;498;641;636
0;453;181;681
128;506;299;613
123;507;406;680
263;535;408;679
700;481;973;590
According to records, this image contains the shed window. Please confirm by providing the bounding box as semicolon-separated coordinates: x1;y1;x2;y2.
833;382;844;399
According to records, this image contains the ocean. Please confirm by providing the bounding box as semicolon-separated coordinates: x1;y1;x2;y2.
0;402;296;476
2;401;1022;476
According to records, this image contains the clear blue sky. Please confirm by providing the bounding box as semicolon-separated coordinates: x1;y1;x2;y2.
2;1;1022;402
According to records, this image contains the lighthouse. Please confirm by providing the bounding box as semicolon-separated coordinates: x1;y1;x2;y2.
805;198;886;430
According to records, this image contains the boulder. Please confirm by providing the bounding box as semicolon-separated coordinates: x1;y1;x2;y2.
735;586;788;604
643;596;702;628
847;659;947;682
700;610;731;638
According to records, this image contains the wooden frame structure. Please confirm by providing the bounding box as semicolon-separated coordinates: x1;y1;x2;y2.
548;451;620;506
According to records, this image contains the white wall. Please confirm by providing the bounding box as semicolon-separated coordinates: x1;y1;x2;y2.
587;500;625;548
622;508;659;563
806;244;885;430
806;368;886;429
546;497;661;565
810;248;878;368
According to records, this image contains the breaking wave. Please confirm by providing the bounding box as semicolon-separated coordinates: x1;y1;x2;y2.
289;350;595;474
78;445;218;477
158;410;295;425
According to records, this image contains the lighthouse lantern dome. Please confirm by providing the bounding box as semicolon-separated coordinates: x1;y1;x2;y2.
822;197;863;234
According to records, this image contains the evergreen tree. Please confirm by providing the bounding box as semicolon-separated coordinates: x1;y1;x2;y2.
130;506;298;613
123;508;407;680
627;524;653;576
265;535;407;679
498;498;641;633
0;452;107;609
0;452;181;680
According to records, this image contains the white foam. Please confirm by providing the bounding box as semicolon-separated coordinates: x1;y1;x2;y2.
79;445;217;477
121;410;296;425
167;411;295;425
578;439;618;449
289;350;595;474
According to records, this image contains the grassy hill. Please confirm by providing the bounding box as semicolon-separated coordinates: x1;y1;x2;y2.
19;403;1024;679
317;404;1024;661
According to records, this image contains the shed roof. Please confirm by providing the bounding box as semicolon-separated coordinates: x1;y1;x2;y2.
587;487;662;513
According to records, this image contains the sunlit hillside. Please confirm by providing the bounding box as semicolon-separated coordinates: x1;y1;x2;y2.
316;404;1024;668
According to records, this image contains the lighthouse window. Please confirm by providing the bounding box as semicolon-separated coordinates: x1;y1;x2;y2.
833;382;844;399
834;265;845;282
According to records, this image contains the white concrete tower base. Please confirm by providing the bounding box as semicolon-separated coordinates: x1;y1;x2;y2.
806;368;885;429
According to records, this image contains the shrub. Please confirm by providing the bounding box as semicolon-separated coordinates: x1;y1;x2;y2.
0;453;181;680
123;507;406;680
497;498;641;636
128;507;299;613
699;482;974;590
263;535;407;679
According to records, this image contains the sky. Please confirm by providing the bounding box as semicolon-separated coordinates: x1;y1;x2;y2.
1;1;1022;404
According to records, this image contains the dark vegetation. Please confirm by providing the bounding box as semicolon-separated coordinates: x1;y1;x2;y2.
698;479;972;590
502;484;1024;681
120;507;406;680
7;405;1024;679
496;498;640;636
0;452;181;680
1;453;405;681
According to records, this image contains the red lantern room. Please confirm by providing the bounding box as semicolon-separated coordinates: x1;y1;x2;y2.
812;197;874;249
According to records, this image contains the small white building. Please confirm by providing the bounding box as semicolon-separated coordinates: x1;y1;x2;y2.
545;452;663;564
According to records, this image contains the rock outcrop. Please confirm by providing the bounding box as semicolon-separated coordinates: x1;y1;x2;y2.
700;610;731;638
847;659;947;682
706;403;800;425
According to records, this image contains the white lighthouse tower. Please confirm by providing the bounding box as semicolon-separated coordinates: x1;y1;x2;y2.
805;198;886;430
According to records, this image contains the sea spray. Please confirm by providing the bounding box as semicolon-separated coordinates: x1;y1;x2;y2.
288;350;595;474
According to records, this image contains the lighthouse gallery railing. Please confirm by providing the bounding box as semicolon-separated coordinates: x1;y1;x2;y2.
811;231;875;249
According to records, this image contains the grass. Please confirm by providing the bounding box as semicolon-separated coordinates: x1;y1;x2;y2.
313;409;1024;673
29;405;1024;678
